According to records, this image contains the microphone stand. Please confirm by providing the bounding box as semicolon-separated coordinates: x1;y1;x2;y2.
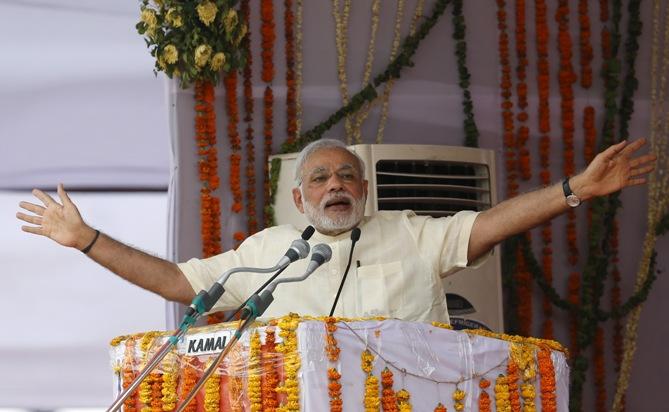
329;227;360;316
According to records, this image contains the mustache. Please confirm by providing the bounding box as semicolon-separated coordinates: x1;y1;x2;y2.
320;192;354;207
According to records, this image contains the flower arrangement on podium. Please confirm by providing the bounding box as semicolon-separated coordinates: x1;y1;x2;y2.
110;315;569;411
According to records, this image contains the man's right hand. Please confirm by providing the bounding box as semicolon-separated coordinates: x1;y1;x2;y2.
16;183;95;250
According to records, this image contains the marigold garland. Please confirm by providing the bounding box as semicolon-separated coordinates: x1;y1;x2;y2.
514;0;530;180
396;389;412;412
122;338;138;412
381;367;398;412
224;71;243;219
578;0;594;88
203;359;221;412
593;327;606;412
275;313;301;411
248;330;262;412
506;357;521;412
534;0;553;340
364;374;381;412
479;378;492;412
331;0;353;143
294;0;304;136
195;81;222;258
161;352;179;411
325;318;343;412
452;388;465;412
262;328;280;411
537;347;556;412
434;403;447;412
179;358;199;412
261;0;275;228
284;0;298;145
240;0;257;236
451;0;479;147
494;375;511;412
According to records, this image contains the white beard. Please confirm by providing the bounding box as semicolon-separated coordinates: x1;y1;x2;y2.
302;189;365;234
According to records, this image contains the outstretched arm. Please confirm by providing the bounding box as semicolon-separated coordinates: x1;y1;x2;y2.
16;184;196;305
467;138;657;263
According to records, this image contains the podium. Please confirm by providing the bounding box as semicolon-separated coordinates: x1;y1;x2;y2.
110;315;569;411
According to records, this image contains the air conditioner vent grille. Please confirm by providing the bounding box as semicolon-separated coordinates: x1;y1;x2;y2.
375;159;491;214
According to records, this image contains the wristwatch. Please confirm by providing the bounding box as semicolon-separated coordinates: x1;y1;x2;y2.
562;177;581;208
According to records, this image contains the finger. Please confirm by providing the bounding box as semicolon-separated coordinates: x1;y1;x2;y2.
57;183;74;207
629;153;657;168
19;201;45;215
21;225;43;235
601;140;628;160
629;164;656;177
620;138;646;156
32;189;58;207
628;177;647;186
16;211;43;225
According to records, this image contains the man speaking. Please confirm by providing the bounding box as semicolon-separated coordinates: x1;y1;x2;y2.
16;138;656;323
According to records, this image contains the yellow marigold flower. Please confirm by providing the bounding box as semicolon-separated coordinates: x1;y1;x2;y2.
234;23;247;46
194;44;213;67
223;8;238;32
163;44;178;64
197;1;218;26
140;8;158;28
165;8;183;28
210;52;226;71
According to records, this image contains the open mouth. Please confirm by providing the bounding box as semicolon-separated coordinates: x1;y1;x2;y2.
324;197;352;211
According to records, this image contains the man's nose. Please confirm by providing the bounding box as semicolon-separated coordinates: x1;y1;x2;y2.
326;174;345;191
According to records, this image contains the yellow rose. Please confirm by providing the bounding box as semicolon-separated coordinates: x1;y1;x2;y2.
163;45;178;64
194;44;213;68
166;8;183;28
140;8;157;28
210;52;226;71
196;1;218;26
223;9;238;32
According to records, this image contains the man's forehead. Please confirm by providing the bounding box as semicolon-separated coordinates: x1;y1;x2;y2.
302;148;360;170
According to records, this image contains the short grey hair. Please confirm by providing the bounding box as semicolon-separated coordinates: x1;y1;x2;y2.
294;138;366;186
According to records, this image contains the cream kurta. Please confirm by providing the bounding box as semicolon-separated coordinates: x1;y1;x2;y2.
178;210;481;323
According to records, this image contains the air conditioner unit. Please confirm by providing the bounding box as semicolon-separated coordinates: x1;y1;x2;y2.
269;144;503;332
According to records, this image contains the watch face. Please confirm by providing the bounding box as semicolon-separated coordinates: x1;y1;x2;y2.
566;194;581;207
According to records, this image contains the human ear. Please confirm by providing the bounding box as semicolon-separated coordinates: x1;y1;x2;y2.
292;187;305;213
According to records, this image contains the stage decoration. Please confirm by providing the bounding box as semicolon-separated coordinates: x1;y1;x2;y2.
494;375;511;412
578;0;594;88
161;352;179;411
451;0;480;147
351;0;382;145
375;0;409;145
224;71;243;219
325;317;343;411
478;378;492;412
261;0;276;228
136;0;247;88
396;389;412;411
434;403;447;412
505;357;521;412
263;328;280;410
122;338;138;412
514;0;531;180
537;347;556;412
111;317;570;411
294;0;304;136
248;331;263;411
332;0;353;143
451;388;465;411
593;327;606;412
239;0;257;236
612;0;669;408
381;368;398;412
203;358;221;412
284;0;298;146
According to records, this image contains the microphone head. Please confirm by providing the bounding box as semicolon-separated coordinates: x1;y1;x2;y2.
351;227;361;242
301;225;315;240
311;243;333;265
290;239;310;260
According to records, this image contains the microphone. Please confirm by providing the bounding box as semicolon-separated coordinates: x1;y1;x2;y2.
243;244;332;319
329;227;361;316
222;226;316;322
